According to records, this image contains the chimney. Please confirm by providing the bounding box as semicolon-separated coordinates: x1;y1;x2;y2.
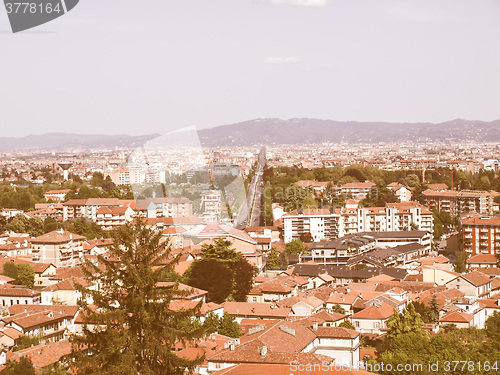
261;346;267;358
312;321;318;331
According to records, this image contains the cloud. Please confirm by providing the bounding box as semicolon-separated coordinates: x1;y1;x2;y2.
264;56;302;64
264;0;328;7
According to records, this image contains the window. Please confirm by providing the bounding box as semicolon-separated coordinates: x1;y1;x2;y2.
374;322;380;328
355;321;359;327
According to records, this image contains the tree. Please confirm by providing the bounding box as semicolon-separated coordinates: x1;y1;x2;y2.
285;239;306;254
485;311;500;343
331;304;346;314
44;217;61;233
454;251;468;273
217;312;242;338
3;261;18;280
428;295;440;324
1;357;37;375
266;248;280;270
16;263;35;289
8;213;29;233
279;251;288;270
187;259;234;304
386;304;425;342
203;312;220;334
0;215;7;234
232;259;255;302
405;174;420;187
200;238;241;267
71;219;207;375
15;331;42;351
27;216;44;237
339;320;355;330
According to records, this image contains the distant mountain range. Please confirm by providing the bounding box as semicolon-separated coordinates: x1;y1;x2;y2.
0;133;159;152
197;118;500;147
2;119;500;151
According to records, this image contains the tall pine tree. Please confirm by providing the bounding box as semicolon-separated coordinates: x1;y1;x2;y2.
71;219;207;375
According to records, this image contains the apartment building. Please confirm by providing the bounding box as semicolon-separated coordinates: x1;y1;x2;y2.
31;230;87;267
422;189;493;217
95;205;135;230
338;182;376;200
460;213;500;255
201;190;221;222
283;208;340;243
303;231;432;265
283;202;433;243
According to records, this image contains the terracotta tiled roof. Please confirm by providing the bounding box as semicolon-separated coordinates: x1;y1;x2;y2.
0;287;40;297
2;327;23;340
163;227;186;235
41;277;92;292
351;301;394;320
222;302;291;319
314;326;359;339
440;311;473;323
3;310;70;329
8;305;78;317
491;278;500;291
467;254;498;264
6;340;72;369
460;271;491;287
326;294;359;305
169;300;222;314
32;230;85;244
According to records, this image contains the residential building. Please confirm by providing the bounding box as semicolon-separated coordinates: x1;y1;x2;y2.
350;301;394;334
460;213;500;255
95;205;135;230
339;182;376;200
0;288;41;307
182;223;261;268
283;202;432;243
31;230;86;267
445;271;491;298
422;189;493;217
201;190;221;222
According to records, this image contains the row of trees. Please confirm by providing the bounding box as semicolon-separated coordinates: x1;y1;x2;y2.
2;214;106;240
0;176;132;212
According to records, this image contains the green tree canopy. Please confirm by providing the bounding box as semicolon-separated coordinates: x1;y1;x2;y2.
16;263;35;289
3;261;18;280
217;312;242;338
485;311;500;343
1;357;37;375
71;219;207;374
200;238;242;267
285;239;306;254
187;259;234;304
454;251;469;273
232;258;255;302
266;247;280;270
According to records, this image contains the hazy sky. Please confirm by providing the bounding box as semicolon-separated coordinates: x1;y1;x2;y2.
1;0;500;137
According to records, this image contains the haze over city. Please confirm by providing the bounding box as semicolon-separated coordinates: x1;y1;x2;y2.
2;0;500;137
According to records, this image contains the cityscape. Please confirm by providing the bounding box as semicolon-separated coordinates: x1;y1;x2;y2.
0;127;499;374
2;0;500;373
